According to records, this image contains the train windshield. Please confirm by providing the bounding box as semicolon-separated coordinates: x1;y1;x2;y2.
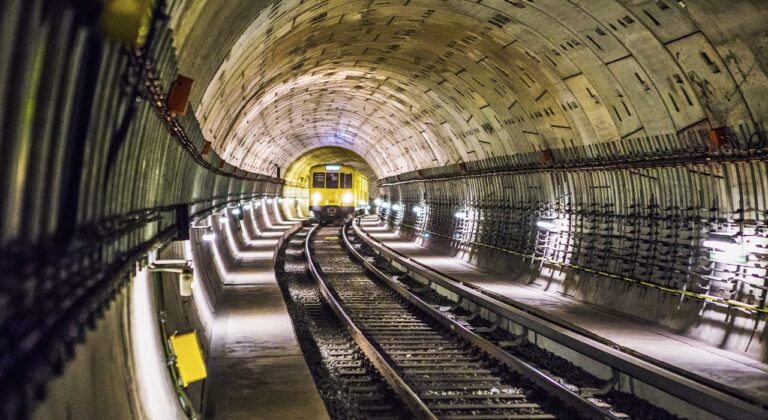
325;172;339;188
312;173;325;188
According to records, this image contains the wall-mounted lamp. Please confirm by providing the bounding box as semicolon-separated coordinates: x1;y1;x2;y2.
703;233;746;264
391;203;402;212
179;271;193;297
413;205;425;215
202;229;215;242
454;210;468;219
536;218;559;232
374;198;383;206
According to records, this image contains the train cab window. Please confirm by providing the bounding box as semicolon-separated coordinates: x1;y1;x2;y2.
312;173;325;188
340;173;353;188
326;172;339;188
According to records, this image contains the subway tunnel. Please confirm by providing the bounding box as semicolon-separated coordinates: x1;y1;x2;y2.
2;0;768;418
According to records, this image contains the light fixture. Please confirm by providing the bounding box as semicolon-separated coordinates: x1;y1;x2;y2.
413;205;424;215
254;200;262;208
342;192;353;204
202;230;215;241
536;219;559;232
231;207;242;216
277;197;284;204
374;198;382;206
391;203;402;212
702;234;738;250
381;201;390;209
703;233;746;264
358;200;368;208
454;210;468;219
243;202;252;210
267;198;274;203
325;164;341;171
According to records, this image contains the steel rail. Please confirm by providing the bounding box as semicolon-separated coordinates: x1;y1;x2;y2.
342;222;619;420
304;223;437;420
351;219;768;420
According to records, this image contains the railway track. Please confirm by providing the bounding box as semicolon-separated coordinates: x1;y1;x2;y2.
277;227;406;419
305;222;628;420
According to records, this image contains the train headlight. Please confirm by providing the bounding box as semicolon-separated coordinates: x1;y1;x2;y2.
312;192;322;205
342;192;353;204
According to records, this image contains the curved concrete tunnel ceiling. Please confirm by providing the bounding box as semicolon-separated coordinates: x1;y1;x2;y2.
172;0;768;180
285;146;377;185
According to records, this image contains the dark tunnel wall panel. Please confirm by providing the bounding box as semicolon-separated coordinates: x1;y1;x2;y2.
29;288;140;420
0;2;284;415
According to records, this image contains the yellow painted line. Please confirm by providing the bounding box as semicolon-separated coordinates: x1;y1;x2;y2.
324;236;340;241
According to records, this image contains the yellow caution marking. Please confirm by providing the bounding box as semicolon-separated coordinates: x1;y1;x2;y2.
324;236;340;241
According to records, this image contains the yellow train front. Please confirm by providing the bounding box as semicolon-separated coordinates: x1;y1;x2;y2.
309;164;369;220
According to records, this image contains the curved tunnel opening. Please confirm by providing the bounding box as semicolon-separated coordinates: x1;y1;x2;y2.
2;0;768;419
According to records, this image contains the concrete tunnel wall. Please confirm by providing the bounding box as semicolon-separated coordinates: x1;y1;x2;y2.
376;159;768;362
175;0;768;178
0;1;286;417
29;196;298;419
2;0;768;417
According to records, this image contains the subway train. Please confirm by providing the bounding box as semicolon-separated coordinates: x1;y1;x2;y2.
308;164;369;220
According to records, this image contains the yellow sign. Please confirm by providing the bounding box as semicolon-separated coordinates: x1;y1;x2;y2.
169;331;207;387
